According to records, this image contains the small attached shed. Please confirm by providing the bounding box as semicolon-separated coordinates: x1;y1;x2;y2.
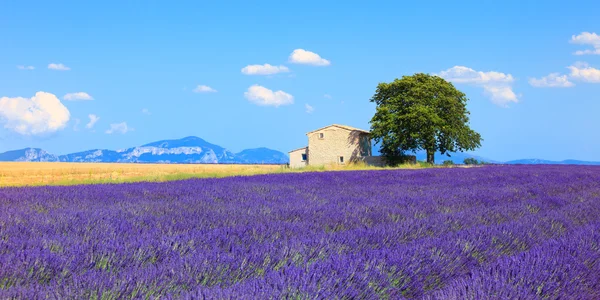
288;147;308;168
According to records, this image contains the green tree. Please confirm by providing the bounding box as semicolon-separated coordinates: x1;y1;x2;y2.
370;73;482;164
463;157;480;165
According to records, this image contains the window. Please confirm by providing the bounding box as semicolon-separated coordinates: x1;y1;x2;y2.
301;153;307;161
318;132;324;139
339;156;344;163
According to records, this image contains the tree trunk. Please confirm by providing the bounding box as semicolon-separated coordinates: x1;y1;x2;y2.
426;149;435;165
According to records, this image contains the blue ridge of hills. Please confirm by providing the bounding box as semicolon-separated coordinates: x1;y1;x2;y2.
1;137;598;165
0;136;289;164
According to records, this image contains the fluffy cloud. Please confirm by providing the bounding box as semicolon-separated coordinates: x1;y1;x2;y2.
105;122;133;134
193;85;217;93
244;85;294;107
17;65;35;70
482;86;518;105
86;114;100;129
438;66;514;84
289;49;331;66
64;92;94;101
437;66;518;106
305;104;314;114
567;62;600;83
529;73;575;88
241;64;290;75
323;94;332;99
73;118;81;131
141;108;151;115
571;32;600;55
48;63;70;71
0;91;70;135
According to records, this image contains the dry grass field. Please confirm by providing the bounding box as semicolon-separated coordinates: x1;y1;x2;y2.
0;161;432;187
0;162;285;187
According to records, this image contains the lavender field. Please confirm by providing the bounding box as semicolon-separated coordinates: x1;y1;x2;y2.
1;165;599;299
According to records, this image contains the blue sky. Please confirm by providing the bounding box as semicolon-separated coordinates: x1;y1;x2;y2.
1;0;599;161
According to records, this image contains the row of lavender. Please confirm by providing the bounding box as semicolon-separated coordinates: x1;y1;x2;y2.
1;165;599;299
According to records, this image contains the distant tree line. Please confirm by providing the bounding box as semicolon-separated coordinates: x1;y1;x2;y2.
441;158;488;166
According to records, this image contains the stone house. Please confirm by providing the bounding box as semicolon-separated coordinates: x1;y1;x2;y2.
289;124;386;168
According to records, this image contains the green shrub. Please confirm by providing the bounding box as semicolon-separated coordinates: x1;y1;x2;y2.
385;155;417;167
463;158;479;165
442;160;454;166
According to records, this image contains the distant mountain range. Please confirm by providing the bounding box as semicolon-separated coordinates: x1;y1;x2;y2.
504;159;600;165
411;150;599;165
1;137;598;165
0;136;289;164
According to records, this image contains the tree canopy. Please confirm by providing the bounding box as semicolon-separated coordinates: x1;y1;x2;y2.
369;73;482;164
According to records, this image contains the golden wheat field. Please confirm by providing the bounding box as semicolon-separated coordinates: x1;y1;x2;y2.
0;161;433;187
0;162;285;187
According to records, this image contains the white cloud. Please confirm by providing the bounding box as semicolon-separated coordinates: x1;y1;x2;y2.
305;104;314;113
529;73;575;88
48;63;70;71
482;86;518;105
17;65;35;70
567;62;600;83
437;66;518;106
86;114;100;129
141;108;151;115
438;66;514;84
323;94;332;99
244;84;294;107
0;91;70;135
73;118;81;131
193;85;217;93
64;92;94;101
571;32;600;55
289;49;331;66
571;32;600;45
241;64;290;75
105;122;133;134
574;49;600;55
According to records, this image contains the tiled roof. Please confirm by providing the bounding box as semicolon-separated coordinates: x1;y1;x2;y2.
305;124;370;135
288;146;308;153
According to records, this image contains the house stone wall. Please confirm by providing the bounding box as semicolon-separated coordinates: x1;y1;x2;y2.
360;156;387;167
358;155;417;167
307;127;370;166
288;147;308;168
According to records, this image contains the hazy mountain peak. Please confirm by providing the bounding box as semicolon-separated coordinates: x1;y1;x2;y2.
141;136;220;149
0;137;289;164
0;148;58;162
235;148;289;164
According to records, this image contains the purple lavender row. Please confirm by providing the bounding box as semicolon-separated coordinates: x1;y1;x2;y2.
1;165;599;298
